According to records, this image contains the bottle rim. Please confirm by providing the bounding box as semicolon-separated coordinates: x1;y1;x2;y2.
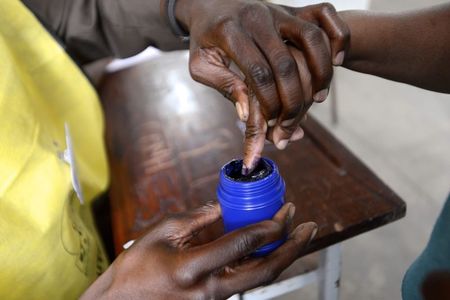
217;158;285;209
221;158;276;185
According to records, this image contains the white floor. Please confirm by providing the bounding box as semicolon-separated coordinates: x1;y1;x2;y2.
279;0;450;299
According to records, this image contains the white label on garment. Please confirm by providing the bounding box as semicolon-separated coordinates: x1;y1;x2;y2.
64;123;85;205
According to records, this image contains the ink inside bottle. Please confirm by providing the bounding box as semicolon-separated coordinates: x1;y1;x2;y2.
224;159;273;182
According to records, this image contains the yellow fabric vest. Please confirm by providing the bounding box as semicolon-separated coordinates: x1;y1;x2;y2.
0;1;109;299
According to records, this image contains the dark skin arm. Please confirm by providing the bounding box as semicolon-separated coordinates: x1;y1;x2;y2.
340;6;450;299
243;3;450;171
22;0;186;63
240;5;450;299
340;3;450;93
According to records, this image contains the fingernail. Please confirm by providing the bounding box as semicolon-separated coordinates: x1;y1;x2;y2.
281;118;296;127
242;103;249;122
242;158;258;175
241;165;250;176
293;222;318;243
268;119;277;127
292;224;304;242
334;51;345;66
313;89;329;103
236;102;245;121
309;226;318;244
276;139;289;150
288;204;296;220
290;127;304;142
272;126;283;146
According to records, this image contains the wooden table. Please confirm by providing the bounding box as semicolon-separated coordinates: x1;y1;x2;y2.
99;52;406;298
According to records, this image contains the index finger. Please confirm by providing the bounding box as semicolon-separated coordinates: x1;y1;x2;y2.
217;27;281;123
242;90;267;174
150;202;222;246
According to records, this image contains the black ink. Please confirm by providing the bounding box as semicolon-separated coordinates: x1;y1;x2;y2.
225;159;272;182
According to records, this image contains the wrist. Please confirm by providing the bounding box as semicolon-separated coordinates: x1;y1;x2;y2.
337;11;357;66
160;0;192;41
338;10;378;68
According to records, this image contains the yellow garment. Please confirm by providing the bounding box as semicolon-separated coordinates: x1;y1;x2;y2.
0;1;109;299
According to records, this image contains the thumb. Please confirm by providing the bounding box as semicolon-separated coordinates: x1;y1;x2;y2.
189;46;249;122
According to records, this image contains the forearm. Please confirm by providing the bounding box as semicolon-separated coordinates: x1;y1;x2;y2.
340;4;450;93
23;0;187;64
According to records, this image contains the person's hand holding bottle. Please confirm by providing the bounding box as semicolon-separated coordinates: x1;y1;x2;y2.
81;202;317;299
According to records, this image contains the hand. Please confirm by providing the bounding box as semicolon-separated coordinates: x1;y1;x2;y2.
174;1;349;172
243;45;312;173
81;202;317;300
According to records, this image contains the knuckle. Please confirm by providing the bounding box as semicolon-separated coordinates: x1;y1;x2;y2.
160;215;186;236
302;25;323;46
166;220;183;235
275;56;297;78
259;267;278;286
339;27;351;44
239;2;269;21
220;89;233;101
235;232;263;254
234;82;248;96
245;126;261;140
334;29;348;42
330;24;350;45
249;64;274;88
284;101;302;118
319;2;336;13
214;16;236;36
317;64;333;84
173;266;197;287
262;220;284;235
283;5;297;15
220;78;239;100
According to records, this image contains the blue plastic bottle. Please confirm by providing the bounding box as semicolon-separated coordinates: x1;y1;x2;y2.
217;158;286;256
